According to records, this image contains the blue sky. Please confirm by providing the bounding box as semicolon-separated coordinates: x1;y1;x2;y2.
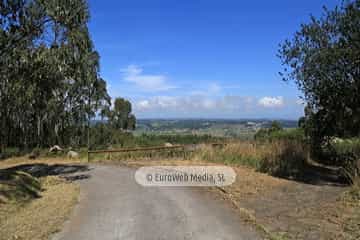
88;0;339;119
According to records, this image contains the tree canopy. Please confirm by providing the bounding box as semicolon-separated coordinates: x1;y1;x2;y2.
108;98;136;131
278;0;360;145
0;0;112;148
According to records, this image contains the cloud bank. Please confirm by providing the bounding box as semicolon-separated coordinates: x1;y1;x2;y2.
114;64;304;119
130;95;303;119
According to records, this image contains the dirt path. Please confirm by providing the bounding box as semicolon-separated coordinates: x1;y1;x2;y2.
219;166;350;240
53;165;261;240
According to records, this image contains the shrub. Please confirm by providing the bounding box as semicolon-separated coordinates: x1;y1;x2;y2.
0;147;23;160
259;140;308;177
255;127;305;142
329;138;360;180
267;128;305;142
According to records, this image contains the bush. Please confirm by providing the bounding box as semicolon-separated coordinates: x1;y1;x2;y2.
328;138;360;181
259;140;308;177
0;147;23;160
267;128;305;141
89;123;222;150
255;127;305;142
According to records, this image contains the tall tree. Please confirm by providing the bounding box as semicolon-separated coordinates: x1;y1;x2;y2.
108;98;136;131
278;0;360;147
0;0;111;149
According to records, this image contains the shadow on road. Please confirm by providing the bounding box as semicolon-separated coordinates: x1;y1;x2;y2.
0;163;92;182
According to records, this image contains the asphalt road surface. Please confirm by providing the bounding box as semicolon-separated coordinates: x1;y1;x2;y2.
53;165;260;240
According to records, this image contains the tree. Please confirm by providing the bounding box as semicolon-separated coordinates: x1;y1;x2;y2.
269;121;283;133
278;0;360;147
0;0;111;149
254;121;283;140
108;98;136;131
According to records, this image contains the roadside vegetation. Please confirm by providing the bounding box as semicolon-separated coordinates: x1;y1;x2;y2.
0;167;79;240
1;0;360;239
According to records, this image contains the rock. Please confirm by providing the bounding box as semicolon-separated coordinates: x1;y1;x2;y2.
28;153;37;159
49;145;63;153
67;150;79;159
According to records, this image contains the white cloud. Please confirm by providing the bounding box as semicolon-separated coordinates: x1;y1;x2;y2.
208;83;221;94
137;100;151;110
190;83;222;96
258;96;284;108
133;95;254;112
121;65;175;91
131;95;304;118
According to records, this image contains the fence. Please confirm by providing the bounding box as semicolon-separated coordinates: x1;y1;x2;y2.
87;143;226;162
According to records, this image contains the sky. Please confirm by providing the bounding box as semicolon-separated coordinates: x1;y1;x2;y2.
88;0;339;119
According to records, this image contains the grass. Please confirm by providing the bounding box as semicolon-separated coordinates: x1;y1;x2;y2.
0;160;80;240
190;142;264;168
190;140;308;178
0;171;41;204
337;175;360;240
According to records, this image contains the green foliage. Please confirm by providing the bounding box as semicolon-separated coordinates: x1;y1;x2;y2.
0;148;23;160
328;138;360;180
107;98;136;131
279;0;360;158
89;124;221;150
270;121;282;132
207;151;262;168
267;128;305;141
259;140;308;177
254;121;284;140
135;133;219;146
255;120;305;142
0;0;111;149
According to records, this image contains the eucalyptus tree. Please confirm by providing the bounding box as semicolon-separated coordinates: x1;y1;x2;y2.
108;98;136;131
0;0;111;149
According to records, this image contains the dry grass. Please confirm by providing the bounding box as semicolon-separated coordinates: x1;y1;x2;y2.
0;175;79;240
0;156;81;240
0;155;86;169
189;140;308;178
191;142;266;168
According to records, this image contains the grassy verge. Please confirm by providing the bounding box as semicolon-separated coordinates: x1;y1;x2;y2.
0;163;79;240
190;140;308;178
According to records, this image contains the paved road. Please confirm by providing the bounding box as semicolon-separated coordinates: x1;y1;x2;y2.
53;165;260;240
